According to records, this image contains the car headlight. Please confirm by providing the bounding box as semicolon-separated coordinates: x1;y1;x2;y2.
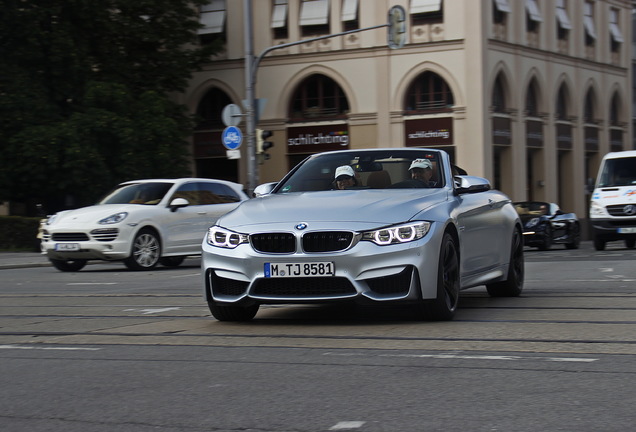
99;212;128;224
589;201;606;217
361;221;431;246
525;217;539;228
46;214;58;225
207;226;249;249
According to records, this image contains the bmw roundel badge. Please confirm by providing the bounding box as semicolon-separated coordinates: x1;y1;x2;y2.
295;223;308;230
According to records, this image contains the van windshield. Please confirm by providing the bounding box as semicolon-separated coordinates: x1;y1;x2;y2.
598;157;636;187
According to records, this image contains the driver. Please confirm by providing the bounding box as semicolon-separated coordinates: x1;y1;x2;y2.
409;159;435;186
333;165;358;189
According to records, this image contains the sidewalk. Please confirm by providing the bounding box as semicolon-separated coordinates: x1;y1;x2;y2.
0;252;52;270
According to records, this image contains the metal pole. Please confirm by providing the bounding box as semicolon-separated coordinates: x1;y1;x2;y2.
244;0;257;195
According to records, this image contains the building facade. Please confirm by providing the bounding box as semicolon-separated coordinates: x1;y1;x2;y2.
177;0;633;235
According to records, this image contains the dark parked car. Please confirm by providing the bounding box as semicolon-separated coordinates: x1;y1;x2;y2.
514;201;580;250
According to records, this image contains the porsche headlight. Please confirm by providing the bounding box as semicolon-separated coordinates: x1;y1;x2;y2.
99;212;128;224
525;217;539;228
207;226;249;249
361;221;431;246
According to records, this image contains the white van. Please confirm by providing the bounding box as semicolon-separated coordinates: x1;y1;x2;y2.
589;150;636;250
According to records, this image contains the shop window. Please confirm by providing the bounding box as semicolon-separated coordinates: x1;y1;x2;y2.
289;74;349;121
405;71;454;114
492;76;507;113
196;88;232;130
584;89;596;123
555;85;569;121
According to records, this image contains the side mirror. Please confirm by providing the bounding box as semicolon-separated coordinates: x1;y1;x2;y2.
253;182;278;197
169;197;190;212
454;176;491;194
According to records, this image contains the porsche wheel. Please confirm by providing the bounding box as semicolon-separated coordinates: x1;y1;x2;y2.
50;258;87;272
124;229;161;270
565;223;581;250
208;302;259;322
159;256;186;267
487;228;524;297
538;225;552;251
420;232;460;321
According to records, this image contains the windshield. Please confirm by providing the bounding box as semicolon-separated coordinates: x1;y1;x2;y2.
275;150;445;193
98;182;174;205
598;157;636;187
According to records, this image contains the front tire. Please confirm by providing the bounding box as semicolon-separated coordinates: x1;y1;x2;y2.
486;228;524;297
208;302;259;322
538;225;552;251
124;229;161;270
419;232;460;321
565;223;581;250
625;239;635;249
593;236;606;251
50;258;87;272
159;256;186;267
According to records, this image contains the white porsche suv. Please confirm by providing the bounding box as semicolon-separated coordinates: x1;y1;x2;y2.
42;178;248;271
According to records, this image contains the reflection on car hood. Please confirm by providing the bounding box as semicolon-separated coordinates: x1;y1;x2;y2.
220;189;447;229
51;204;145;225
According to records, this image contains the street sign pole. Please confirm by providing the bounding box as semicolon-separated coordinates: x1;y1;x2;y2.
244;0;257;195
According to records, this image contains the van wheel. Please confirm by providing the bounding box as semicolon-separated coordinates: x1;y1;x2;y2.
593;237;606;251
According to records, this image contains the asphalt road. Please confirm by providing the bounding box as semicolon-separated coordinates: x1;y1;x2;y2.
1;242;635;431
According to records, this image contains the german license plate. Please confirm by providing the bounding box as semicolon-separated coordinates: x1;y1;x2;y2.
618;227;636;234
264;262;335;278
55;243;80;251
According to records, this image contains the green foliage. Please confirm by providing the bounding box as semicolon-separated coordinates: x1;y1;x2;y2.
0;0;219;213
0;216;41;251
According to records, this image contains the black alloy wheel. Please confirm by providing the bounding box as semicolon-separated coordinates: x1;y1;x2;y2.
486;228;524;297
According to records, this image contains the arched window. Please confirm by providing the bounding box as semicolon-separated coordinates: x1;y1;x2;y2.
288;74;349;121
196;88;232;130
584;88;596;123
525;79;539;117
405;71;454;114
610;92;620;125
555;84;569;121
492;75;506;113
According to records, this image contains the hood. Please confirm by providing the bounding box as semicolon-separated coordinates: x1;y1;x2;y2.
219;189;447;229
49;204;144;226
592;186;636;206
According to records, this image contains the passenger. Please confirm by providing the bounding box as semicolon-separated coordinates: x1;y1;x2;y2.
409;159;435;187
333;165;357;190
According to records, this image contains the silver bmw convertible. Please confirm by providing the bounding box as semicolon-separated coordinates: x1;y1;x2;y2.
202;148;524;321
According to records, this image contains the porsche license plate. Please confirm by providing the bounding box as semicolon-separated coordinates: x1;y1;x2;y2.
55;243;81;251
264;262;335;278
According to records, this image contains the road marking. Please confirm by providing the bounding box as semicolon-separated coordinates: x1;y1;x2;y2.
0;345;100;351
67;283;117;285
329;421;366;430
324;352;597;363
124;307;181;314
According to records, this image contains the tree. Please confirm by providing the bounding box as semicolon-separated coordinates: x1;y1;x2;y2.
0;0;220;214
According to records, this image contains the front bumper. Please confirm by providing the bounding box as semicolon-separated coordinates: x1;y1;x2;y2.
41;226;133;261
591;218;636;241
201;225;443;306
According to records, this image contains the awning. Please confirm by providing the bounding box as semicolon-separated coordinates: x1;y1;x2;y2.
610;22;624;43
494;0;511;14
341;0;358;22
271;1;288;28
410;0;442;14
300;0;329;26
583;16;597;40
199;0;225;34
555;7;571;30
525;0;542;22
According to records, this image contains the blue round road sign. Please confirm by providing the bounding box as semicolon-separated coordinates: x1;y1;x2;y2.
222;126;242;150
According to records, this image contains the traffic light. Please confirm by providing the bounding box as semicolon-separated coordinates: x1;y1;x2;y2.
256;129;274;162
